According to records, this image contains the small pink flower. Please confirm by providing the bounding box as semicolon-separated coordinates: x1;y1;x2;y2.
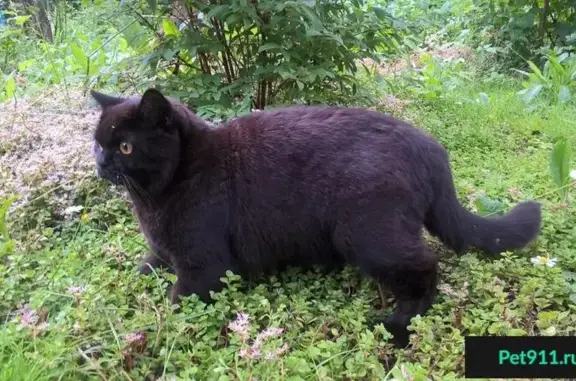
264;352;276;360
16;306;39;327
124;331;147;353
264;343;289;360
250;347;261;358
237;312;250;324
251;326;283;350
276;343;289;355
230;314;289;361
259;327;284;338
124;332;146;345
67;285;87;296
239;346;261;359
13;305;49;332
228;312;251;340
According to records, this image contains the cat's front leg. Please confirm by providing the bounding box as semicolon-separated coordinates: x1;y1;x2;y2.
138;248;173;275
167;209;235;304
170;255;235;304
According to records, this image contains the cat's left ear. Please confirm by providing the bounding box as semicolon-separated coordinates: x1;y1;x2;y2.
138;88;172;128
90;90;124;108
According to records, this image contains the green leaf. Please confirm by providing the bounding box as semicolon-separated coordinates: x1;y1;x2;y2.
205;5;229;20
475;195;506;217
14;15;31;26
558;85;571;103
518;84;543;103
514;10;535;29
373;6;389;21
162;18;180;38
17;59;34;72
508;328;527;336
146;0;156;12
70;42;88;71
305;29;323;37
549;137;571;202
0;195;18;242
526;60;547;83
4;76;16;99
258;43;282;53
163;49;179;61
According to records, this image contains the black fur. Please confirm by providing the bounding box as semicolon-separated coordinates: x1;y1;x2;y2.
90;88;542;347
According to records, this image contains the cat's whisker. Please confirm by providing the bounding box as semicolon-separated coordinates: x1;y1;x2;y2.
132;179;157;208
121;174;156;208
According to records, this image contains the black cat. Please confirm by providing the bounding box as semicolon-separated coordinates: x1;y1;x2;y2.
90;88;542;347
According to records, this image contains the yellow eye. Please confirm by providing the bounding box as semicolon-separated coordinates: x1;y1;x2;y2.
119;141;133;155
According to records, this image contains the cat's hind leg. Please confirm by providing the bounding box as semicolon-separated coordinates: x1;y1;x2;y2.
376;257;438;347
333;212;439;348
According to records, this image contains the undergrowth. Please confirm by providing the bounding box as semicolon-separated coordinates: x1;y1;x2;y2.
2;54;576;380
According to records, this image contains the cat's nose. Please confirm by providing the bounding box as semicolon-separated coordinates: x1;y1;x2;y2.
96;152;111;168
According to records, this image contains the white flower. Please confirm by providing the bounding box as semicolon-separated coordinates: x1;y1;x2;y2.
570;169;576;181
64;205;83;214
530;255;558;267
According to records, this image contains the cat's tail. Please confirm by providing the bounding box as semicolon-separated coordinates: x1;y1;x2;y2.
424;157;542;256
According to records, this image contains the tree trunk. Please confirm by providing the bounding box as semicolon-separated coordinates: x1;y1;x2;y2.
538;0;549;43
21;0;53;42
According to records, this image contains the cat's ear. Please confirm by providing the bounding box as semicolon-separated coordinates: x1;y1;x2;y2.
138;88;172;127
90;90;124;108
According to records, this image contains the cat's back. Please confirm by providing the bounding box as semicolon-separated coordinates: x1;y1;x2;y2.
216;105;439;169
220;105;419;140
208;105;442;208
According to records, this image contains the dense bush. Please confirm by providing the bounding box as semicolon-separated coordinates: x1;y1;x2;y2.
121;0;409;118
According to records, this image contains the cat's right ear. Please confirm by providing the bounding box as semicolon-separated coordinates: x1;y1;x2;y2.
90;90;124;109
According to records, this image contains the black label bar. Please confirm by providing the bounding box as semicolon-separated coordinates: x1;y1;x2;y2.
465;336;576;378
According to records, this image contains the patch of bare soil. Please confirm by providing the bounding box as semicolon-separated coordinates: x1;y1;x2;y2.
361;44;475;77
0;86;101;215
359;44;475;116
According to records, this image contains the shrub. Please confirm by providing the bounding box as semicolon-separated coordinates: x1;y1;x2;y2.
123;0;409;118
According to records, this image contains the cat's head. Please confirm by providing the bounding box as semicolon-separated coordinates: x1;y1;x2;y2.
90;88;182;197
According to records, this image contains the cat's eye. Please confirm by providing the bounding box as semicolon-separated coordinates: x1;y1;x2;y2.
119;141;133;155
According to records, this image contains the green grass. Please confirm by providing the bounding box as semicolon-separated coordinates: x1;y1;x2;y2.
1;62;576;380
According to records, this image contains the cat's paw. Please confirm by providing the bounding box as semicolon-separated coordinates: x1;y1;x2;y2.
368;313;411;349
383;315;411;348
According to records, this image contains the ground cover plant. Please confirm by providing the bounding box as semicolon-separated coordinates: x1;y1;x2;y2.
1;0;576;380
